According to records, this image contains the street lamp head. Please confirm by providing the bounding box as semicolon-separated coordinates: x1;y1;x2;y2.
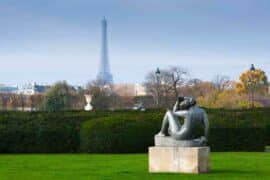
155;67;161;76
250;64;256;71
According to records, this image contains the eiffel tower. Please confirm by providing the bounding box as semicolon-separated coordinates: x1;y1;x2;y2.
97;17;113;84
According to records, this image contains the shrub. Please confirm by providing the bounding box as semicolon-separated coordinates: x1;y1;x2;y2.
266;125;270;145
0;108;269;153
80;114;266;153
0;111;93;153
80;115;161;153
209;128;266;151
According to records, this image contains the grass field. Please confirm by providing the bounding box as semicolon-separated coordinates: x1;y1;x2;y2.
0;153;269;180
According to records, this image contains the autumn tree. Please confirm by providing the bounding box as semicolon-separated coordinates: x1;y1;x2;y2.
236;64;269;107
183;80;214;98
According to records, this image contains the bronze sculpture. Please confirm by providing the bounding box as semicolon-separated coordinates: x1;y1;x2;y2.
156;97;209;146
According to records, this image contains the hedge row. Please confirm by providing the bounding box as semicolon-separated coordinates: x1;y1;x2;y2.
0;111;111;153
0;108;269;153
80;115;160;153
80;115;266;153
0;114;80;153
0;110;160;153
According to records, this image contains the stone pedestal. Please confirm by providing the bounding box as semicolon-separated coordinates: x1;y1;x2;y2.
155;136;206;147
149;146;210;174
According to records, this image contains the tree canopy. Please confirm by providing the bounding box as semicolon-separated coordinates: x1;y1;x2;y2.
236;68;269;95
43;81;75;111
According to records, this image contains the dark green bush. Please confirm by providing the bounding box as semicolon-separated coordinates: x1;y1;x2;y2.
80;114;161;153
0;108;269;153
80;115;266;153
0;113;38;153
0;111;94;153
209;128;266;151
35;117;79;153
266;125;270;145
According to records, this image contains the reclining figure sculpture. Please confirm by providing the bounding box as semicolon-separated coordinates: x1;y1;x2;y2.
156;96;209;147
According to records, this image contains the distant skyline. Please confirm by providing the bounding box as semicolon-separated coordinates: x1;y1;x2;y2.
0;0;270;86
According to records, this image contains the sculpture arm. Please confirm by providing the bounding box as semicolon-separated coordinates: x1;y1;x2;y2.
173;100;179;112
173;110;188;117
203;113;209;140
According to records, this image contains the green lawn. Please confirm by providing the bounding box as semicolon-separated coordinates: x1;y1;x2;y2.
0;153;269;180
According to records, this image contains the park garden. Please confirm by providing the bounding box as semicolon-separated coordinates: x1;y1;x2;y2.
0;108;269;179
0;64;269;178
2;1;270;178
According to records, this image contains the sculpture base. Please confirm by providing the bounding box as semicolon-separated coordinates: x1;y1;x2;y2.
149;146;210;174
155;136;206;147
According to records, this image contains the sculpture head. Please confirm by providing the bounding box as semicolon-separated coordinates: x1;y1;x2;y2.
179;97;196;110
177;96;185;102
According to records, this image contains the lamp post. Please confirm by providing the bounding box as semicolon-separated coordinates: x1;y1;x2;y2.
247;78;254;108
247;64;256;108
155;67;161;107
247;65;266;108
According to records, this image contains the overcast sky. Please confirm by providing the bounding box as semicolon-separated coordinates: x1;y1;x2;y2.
1;0;270;86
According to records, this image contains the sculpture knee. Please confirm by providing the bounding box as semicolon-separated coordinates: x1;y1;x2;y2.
166;110;173;116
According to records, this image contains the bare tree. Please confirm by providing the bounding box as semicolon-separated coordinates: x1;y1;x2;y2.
29;94;44;111
144;70;171;107
144;66;189;108
0;93;10;111
212;75;230;91
8;94;19;111
187;78;203;86
70;86;86;110
86;79;122;110
164;66;188;98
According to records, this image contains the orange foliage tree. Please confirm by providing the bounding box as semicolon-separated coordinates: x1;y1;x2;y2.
236;65;268;95
235;65;268;108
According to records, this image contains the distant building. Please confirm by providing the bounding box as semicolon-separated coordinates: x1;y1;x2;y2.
113;83;147;97
134;83;147;96
17;83;50;95
0;84;18;93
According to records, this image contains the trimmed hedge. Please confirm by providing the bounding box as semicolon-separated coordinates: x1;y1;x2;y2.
80;115;160;153
80;115;266;153
0;113;80;153
0;111;109;153
0;110;160;153
209;128;266;151
266;125;270;145
0;108;269;153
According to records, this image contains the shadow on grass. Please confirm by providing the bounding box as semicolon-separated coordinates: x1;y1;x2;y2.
209;169;255;175
148;169;255;176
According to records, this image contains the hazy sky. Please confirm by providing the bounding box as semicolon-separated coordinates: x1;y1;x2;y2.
1;0;270;86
